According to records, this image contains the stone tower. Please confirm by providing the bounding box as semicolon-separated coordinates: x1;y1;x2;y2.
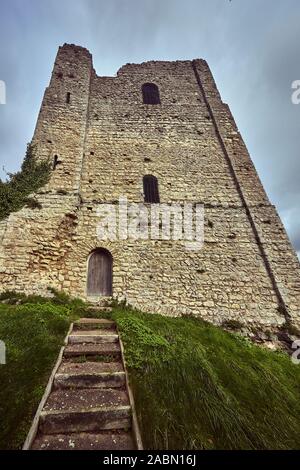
0;43;299;329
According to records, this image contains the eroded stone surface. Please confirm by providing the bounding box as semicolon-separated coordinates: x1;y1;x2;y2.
64;342;121;357
44;388;129;411
32;431;135;450
58;361;124;375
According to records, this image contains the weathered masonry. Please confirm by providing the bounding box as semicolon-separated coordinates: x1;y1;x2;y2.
0;43;299;328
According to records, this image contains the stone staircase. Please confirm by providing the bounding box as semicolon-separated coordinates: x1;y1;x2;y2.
24;316;141;450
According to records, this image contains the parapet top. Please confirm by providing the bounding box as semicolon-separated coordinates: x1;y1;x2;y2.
58;43;208;79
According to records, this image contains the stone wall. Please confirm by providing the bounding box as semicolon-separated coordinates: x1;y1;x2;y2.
0;43;299;329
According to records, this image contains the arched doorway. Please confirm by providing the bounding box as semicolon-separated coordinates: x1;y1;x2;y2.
87;248;113;296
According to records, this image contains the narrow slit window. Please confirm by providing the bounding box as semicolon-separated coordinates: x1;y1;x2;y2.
53;155;60;170
142;83;160;105
143;175;160;203
66;92;71;104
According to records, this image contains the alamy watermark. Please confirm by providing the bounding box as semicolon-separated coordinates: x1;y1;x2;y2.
96;196;204;251
0;80;6;104
291;80;300;104
0;340;6;365
291;340;300;365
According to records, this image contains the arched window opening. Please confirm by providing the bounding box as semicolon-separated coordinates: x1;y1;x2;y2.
143;175;160;203
142;83;161;105
87;248;113;296
66;92;71;104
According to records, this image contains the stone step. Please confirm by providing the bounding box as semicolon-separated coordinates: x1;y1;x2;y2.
54;372;126;390
64;342;121;359
44;387;130;411
87;306;113;312
58;361;124;375
31;431;135;450
74;318;116;330
87;297;113;307
68;330;119;344
54;361;125;389
39;407;131;434
39;389;131;434
75;318;115;325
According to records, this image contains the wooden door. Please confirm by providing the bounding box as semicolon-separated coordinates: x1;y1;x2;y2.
87;249;112;296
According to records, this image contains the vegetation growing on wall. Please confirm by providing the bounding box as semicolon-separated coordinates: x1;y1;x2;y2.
0;144;51;221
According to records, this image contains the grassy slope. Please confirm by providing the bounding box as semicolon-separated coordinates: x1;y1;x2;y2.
0;294;299;449
112;309;300;450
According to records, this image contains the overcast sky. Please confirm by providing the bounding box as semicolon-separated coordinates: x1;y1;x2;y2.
0;0;300;257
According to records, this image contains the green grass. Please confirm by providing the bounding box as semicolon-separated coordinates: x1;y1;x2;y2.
0;291;85;449
0;292;299;450
112;309;300;450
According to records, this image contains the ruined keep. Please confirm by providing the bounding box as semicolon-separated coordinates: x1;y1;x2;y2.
0;43;299;329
